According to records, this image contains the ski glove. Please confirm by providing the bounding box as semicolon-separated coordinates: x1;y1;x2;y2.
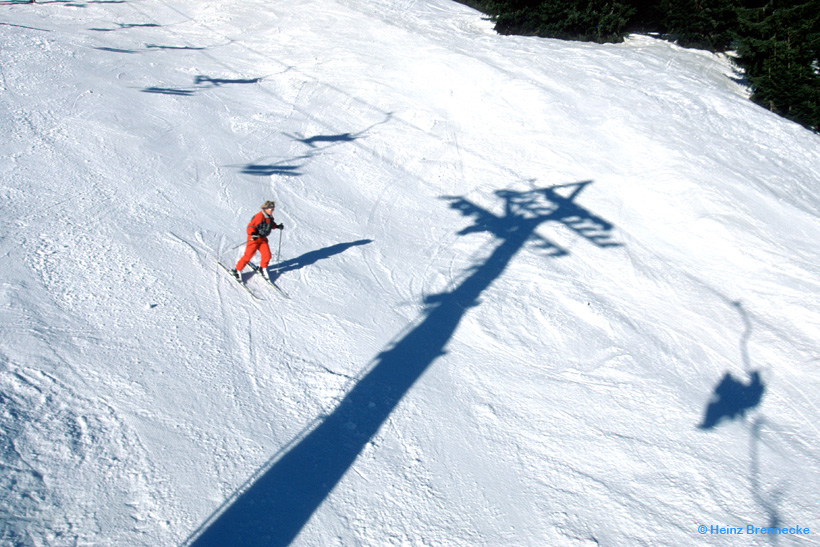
277;223;284;230
251;233;260;240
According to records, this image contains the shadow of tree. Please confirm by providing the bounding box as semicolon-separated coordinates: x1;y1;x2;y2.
184;181;620;547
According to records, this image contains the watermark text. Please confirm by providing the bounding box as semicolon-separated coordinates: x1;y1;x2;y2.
698;524;810;536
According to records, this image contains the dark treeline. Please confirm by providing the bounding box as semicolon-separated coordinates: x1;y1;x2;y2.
457;0;820;131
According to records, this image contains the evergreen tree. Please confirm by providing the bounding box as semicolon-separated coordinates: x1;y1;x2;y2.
478;0;637;43
659;0;739;49
456;0;820;131
735;0;820;129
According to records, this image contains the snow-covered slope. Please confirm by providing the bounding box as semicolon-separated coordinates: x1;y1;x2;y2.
2;0;819;545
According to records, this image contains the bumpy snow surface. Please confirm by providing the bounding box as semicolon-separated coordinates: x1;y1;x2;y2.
2;0;819;545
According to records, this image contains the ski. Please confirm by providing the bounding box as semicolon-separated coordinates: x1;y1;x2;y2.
217;260;261;300
250;263;292;299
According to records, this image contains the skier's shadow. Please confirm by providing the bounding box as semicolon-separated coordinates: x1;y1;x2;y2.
272;240;372;277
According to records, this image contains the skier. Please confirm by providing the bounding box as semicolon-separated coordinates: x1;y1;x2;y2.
231;200;284;282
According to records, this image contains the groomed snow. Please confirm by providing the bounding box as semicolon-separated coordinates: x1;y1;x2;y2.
1;0;819;545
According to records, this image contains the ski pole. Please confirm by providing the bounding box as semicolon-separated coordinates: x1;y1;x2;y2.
276;229;283;265
218;239;246;258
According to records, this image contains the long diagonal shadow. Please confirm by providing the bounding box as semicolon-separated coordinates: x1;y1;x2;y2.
185;181;620;547
272;240;373;275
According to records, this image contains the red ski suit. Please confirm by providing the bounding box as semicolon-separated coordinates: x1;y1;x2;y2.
235;210;280;271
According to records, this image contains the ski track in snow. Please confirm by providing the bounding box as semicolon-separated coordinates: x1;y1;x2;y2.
2;0;820;545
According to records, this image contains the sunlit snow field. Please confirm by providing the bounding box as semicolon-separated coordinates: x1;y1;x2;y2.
1;0;819;545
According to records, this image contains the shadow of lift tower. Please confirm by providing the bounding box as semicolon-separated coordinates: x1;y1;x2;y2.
187;181;621;547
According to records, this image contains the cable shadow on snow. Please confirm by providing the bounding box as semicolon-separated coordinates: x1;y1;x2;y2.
141;74;263;97
235;116;392;180
145;44;206;51
184;181;621;547
231;154;311;178
95;46;139;54
140;87;195;96
750;417;783;534
697;302;782;535
240;163;304;177
194;75;262;87
0;0;125;5
284;113;392;151
89;22;159;31
38;0;125;3
0;0;68;3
